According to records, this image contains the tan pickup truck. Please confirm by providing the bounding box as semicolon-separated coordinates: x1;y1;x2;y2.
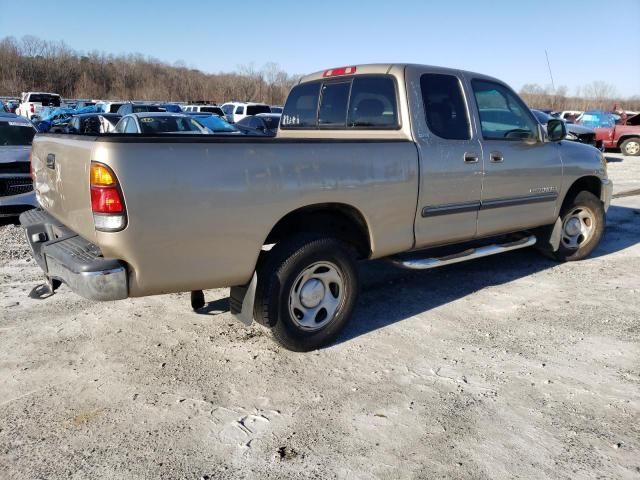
21;64;612;351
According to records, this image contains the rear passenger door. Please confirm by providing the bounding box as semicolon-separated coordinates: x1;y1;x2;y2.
412;71;483;247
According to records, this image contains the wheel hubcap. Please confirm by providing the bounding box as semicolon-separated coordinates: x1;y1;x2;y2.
289;261;344;331
561;207;595;249
626;141;640;155
299;278;325;308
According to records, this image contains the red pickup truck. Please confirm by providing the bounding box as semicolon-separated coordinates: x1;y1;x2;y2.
578;111;640;156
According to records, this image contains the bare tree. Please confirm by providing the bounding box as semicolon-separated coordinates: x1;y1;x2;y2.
0;35;298;105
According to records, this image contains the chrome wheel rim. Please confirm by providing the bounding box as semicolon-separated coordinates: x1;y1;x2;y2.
561;207;595;249
625;141;640;155
288;261;344;331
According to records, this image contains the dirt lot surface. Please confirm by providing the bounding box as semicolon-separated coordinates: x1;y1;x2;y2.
1;154;638;479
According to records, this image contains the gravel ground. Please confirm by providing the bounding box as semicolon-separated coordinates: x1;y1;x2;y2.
0;154;638;479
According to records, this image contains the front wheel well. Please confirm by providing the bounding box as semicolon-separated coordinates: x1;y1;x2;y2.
561;176;601;210
617;135;640;147
264;204;372;259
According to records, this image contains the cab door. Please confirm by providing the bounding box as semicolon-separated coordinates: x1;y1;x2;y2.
467;78;563;237
410;70;483;248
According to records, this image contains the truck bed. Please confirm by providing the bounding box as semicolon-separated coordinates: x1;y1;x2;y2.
31;133;420;296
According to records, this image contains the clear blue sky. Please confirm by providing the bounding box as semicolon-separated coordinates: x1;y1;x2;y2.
1;0;639;96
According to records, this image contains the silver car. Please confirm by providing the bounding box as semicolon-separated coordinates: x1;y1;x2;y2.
0;113;37;218
113;112;208;134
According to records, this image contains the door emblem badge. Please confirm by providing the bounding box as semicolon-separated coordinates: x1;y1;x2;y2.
529;186;557;194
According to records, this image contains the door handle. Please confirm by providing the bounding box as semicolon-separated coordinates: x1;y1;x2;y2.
464;152;479;163
46;153;56;169
490;151;504;162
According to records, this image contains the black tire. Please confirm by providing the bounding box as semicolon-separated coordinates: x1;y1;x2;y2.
254;234;359;352
548;191;605;262
620;138;640;156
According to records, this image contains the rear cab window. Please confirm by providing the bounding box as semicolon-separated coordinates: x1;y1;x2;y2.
246;105;270;115
281;75;399;130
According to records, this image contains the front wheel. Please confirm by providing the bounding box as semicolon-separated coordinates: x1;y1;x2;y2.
547;191;605;262
254;235;359;352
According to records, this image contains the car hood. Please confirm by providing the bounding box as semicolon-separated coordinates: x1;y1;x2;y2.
0;145;30;163
566;123;595;135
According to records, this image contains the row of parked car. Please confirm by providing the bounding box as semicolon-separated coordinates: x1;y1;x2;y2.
1;92;284;137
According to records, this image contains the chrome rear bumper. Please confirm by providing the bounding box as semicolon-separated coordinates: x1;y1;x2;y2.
19;208;128;301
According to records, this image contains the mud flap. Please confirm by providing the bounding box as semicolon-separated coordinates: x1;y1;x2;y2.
229;272;257;326
549;216;562;251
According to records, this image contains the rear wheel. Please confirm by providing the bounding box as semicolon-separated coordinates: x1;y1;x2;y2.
620;138;640;156
254;235;359;352
547;191;605;262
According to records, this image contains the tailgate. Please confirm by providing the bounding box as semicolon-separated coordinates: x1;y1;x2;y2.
32;135;97;241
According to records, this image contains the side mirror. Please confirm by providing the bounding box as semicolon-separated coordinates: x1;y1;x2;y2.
547;119;566;142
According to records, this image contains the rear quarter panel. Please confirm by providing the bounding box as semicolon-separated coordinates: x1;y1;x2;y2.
95;139;419;296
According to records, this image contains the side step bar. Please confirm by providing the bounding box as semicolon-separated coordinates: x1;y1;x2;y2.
389;235;537;270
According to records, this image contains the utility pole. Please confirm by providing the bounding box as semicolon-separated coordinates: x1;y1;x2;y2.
545;50;555;91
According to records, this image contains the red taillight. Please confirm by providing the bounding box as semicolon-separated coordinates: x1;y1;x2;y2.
30;104;34;113
90;186;124;213
323;66;356;78
90;162;126;231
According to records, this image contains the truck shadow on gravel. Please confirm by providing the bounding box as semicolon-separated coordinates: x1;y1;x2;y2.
336;204;640;345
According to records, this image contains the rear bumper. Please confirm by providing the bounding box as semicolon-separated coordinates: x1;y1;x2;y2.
19;208;128;301
601;178;613;212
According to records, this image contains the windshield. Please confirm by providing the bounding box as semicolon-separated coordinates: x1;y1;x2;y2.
222;105;235;115
247;105;270;115
200;106;224;115
138;116;204;133
579;111;615;129
132;105;164;113
0;123;36;145
196;115;238;132
28;94;61;106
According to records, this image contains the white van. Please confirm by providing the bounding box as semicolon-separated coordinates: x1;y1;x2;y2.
220;102;271;123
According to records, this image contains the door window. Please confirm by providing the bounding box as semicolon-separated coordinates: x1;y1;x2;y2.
235;106;245;115
471;80;538;141
420;74;470;140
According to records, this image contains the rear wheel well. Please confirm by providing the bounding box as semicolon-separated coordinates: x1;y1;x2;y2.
562;176;601;210
265;204;371;259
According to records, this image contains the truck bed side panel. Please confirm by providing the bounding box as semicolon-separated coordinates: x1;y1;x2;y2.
95;139;419;296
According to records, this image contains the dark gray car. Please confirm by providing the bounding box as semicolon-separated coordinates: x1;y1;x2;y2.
532;109;601;149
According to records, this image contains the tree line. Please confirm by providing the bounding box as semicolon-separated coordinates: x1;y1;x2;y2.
519;82;640;113
0;35;299;104
1;35;638;113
